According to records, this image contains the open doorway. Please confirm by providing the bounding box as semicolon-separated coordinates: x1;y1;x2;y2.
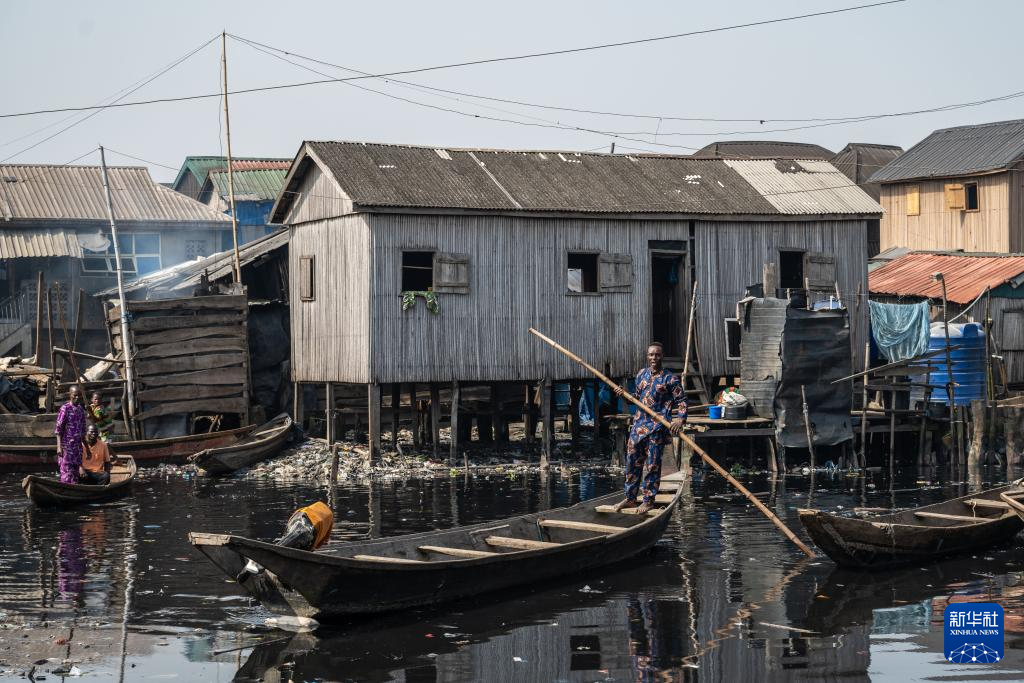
650;252;687;359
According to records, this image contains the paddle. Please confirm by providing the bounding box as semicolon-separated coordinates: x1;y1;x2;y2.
528;327;815;558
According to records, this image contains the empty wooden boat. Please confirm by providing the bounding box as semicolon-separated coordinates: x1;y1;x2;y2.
22;456;137;507
190;413;293;476
189;484;683;618
799;483;1024;569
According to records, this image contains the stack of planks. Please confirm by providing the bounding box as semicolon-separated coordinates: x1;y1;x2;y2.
108;295;251;430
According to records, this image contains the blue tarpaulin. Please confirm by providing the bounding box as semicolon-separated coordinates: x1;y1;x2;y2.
868;300;930;362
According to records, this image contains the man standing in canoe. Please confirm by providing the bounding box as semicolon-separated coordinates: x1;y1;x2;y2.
613;342;686;514
54;385;87;484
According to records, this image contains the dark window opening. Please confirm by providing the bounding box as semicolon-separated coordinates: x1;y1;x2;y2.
402;251;434;291
965;182;980;211
779;250;804;290
567;252;598;293
724;318;741;360
299;256;315;301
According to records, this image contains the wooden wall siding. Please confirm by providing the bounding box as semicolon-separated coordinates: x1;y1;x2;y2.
286;161;353;225
176;172;202;200
1010;161;1024;253
109;295;250;426
694;220;868;377
879;174;1012;252
289;215;371;383
366;214;689;384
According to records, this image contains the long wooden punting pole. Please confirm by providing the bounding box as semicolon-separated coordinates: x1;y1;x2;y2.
529;327;815;557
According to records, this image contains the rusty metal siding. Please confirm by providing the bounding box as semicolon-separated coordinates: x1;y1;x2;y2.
289;215;370;383
694;220;868;376
366;213;689;384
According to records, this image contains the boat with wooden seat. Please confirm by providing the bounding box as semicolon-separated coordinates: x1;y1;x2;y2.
189;483;683;618
22;456;137;507
189;413;294;476
798;483;1024;569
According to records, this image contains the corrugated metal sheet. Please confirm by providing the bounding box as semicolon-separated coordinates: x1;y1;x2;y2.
273;141;880;221
830;143;903;200
693;140;834;159
724;160;884;215
870;119;1024;183
172;156;290;192
0;227;83;258
868;251;1024;304
0;165;230;224
208;169;287;201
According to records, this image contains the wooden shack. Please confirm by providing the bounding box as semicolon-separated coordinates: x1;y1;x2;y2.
271;141;881;461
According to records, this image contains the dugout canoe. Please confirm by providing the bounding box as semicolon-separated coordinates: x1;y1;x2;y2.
22;456;137;507
189;484;683;618
190;414;293;476
0;422;262;472
798;483;1024;569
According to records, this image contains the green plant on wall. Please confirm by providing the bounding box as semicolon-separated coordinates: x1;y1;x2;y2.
401;290;440;314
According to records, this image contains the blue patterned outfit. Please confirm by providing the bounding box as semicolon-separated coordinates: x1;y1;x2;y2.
625;367;686;504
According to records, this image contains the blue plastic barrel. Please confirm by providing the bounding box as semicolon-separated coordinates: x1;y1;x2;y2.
926;322;986;406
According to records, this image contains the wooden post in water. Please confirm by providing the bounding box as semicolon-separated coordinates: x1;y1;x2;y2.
859;343;870;469
490;383;507;444
325;383;335;445
430;383;441;457
368;383;381;464
592;379;603;458
33;272;44;364
449;381;460;465
800;385;815;471
523;382;536;444
391;383;401;447
540;376;553;469
1006;407;1023;469
293;382;303;431
408;383;420;449
969;399;986;467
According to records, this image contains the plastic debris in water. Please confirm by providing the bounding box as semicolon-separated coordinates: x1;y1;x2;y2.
264;615;319;632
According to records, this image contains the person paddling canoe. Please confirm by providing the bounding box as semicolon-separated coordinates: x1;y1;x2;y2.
612;342;686;514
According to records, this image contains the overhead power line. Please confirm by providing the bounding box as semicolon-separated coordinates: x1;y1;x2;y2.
0;1;906;120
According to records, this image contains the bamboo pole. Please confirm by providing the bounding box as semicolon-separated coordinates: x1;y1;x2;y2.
529;327;815;557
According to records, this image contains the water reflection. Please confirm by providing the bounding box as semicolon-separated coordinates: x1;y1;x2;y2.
1;468;1024;681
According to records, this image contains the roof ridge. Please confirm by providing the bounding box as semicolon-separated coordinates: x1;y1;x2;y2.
932;118;1024;134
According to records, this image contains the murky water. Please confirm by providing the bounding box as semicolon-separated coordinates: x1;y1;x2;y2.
2;461;1024;682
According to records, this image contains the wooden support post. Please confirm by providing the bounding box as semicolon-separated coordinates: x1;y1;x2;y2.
592;379;603;457
293;382;303;430
409;383;421;449
45;287;53;371
888;386;897;471
330;443;340;484
391;383;401;447
800;385;815;470
767;436;778;475
368;383;381;464
523;382;536;444
449;381;460;465
33;272;44;364
540;376;553;469
325;383;335;445
72;288;85;355
859;342;869;468
490;383;507;444
1006;407;1022;469
569;381;582;444
969;399;985;468
430;383;441;457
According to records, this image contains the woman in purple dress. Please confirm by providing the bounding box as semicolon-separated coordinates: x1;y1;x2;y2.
54;385;87;484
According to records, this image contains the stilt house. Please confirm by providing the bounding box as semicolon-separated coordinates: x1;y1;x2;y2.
271;141;881;458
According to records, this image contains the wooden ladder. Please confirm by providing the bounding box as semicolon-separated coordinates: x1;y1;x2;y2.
681;282;710;407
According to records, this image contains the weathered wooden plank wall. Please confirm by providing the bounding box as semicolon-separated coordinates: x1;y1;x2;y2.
109;295;250;428
289;214;371;383
694;219;868;376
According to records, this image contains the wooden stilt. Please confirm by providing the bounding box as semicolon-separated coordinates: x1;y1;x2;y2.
430;383;441;457
524;382;536;444
368;383;381;464
569;381;582;445
969;399;985;468
767;436;778;475
592;379;603;457
391;383;401;447
293;382;303;430
540;376;553;469
859;342;869;469
325;382;335;445
449;381;460;465
490;383;507;444
409;383;420;449
33;272;44;364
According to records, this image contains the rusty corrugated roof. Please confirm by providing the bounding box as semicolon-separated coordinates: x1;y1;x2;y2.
868;252;1024;304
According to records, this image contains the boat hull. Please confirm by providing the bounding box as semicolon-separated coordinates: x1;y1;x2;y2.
191;490;678;618
22;456;137;507
191;414;293;476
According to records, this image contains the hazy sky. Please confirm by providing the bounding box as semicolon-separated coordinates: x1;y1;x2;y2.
2;0;1022;183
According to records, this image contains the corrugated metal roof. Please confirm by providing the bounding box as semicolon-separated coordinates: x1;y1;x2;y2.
692;140;834;159
830;143;903;200
869;119;1024;183
97;227;289;297
207;169;287;201
868;251;1024;304
0;227;83;258
723;159;884;215
274;141;881;220
0;165;230;224
230;160;291;171
172;156;290;190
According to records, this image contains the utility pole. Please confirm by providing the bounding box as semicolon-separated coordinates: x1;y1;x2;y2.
221;31;242;283
99;146;137;434
934;272;958;470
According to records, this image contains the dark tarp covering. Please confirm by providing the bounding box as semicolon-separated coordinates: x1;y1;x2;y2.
776;307;853;448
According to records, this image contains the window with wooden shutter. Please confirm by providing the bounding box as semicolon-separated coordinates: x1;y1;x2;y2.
299;256;315;301
598;253;633;292
906;186;920;216
802;252;836;289
433;252;470;294
945;183;965;210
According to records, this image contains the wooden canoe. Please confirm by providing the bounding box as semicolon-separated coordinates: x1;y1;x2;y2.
798;483;1024;569
190;414;293;476
22;456;137;507
0;422;261;472
190;483;683;618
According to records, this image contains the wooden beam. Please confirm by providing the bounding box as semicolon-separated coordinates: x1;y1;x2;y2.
913;511;987;523
594;505;660;517
129;312;245;332
137;384;243;402
33;271;44;364
135;397;247;421
368;383;381;464
540;376;553;468
325;383;335;445
539;519;625;534
418;545;497;559
963;498;1010;509
135;353;246;376
110;295;246;316
391;383;401;447
485;536;561;550
133;325;245;346
134;338;248;360
351;554;425;565
139;367;247;387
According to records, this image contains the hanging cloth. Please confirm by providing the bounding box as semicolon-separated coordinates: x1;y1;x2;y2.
868;300;930;362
